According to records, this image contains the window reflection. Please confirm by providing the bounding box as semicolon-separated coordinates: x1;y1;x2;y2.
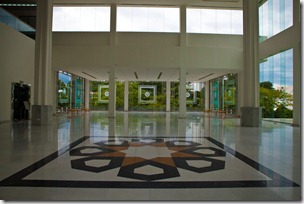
259;0;293;42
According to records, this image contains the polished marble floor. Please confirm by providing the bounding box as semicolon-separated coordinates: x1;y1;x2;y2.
0;111;301;201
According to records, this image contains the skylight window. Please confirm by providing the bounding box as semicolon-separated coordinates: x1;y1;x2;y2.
52;6;110;32
187;8;243;35
117;6;180;33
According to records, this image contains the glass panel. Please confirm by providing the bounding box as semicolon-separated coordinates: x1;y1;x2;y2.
57;71;72;110
74;77;84;108
211;80;220;111
187;8;243;35
259;49;293;118
216;10;231;34
90;81;109;111
89;81;124;111
210;74;238;113
186;82;205;111
129;81;166;111
53;6;111;32
117;6;179;32
259;0;293;42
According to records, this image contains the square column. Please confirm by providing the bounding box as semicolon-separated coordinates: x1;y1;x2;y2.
31;0;53;125
204;81;210;110
124;81;129;111
85;79;90;109
241;0;262;127
108;68;116;118
179;68;187;118
166;81;171;112
241;107;262;127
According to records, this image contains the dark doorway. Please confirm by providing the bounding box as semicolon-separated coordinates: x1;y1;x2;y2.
11;83;31;121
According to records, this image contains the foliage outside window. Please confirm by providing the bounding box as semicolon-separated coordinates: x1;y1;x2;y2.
129;81;166;111
90;81;124;111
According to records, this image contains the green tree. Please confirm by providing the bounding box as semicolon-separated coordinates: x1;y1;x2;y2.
260;81;293;118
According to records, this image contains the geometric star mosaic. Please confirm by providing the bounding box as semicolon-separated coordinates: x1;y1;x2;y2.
70;138;226;181
0;136;300;189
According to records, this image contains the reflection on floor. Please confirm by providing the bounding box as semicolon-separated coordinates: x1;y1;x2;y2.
0;111;301;201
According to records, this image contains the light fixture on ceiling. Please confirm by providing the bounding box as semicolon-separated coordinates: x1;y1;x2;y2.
157;72;162;80
198;73;214;80
134;72;138;79
82;71;97;79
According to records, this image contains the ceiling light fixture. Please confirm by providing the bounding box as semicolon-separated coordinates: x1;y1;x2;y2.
198;73;214;80
157;72;162;79
82;71;97;79
134;72;138;79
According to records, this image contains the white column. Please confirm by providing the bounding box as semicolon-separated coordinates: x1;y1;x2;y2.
108;118;116;136
292;45;300;126
108;4;117;118
123;112;129;135
124;81;129;111
204;81;210;110
85;79;90;109
178;118;186;137
179;68;187;118
241;0;262;127
165;113;170;136
166;81;171;112
180;5;186;47
179;5;187;119
31;0;53;125
108;68;116;118
242;0;260;107
292;0;301;126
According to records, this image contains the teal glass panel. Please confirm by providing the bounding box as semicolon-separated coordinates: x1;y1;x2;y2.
211;80;219;110
75;78;84;108
57;72;71;109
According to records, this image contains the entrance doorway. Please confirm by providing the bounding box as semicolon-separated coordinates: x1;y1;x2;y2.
11;82;31;121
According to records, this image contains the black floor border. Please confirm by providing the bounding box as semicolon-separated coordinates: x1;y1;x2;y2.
0;136;89;186
0;136;300;188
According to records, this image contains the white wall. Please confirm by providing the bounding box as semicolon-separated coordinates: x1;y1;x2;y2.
52;32;243;71
0;22;35;123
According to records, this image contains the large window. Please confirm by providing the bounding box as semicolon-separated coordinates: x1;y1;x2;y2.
117;6;180;32
187;8;243;34
259;0;293;42
57;71;71;110
259;49;293;118
53;6;110;31
57;71;85;110
210;74;238;114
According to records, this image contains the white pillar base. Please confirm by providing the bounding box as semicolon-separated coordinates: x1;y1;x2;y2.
31;105;53;125
241;107;262;127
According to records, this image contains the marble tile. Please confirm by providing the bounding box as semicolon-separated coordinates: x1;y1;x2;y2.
0;111;301;201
